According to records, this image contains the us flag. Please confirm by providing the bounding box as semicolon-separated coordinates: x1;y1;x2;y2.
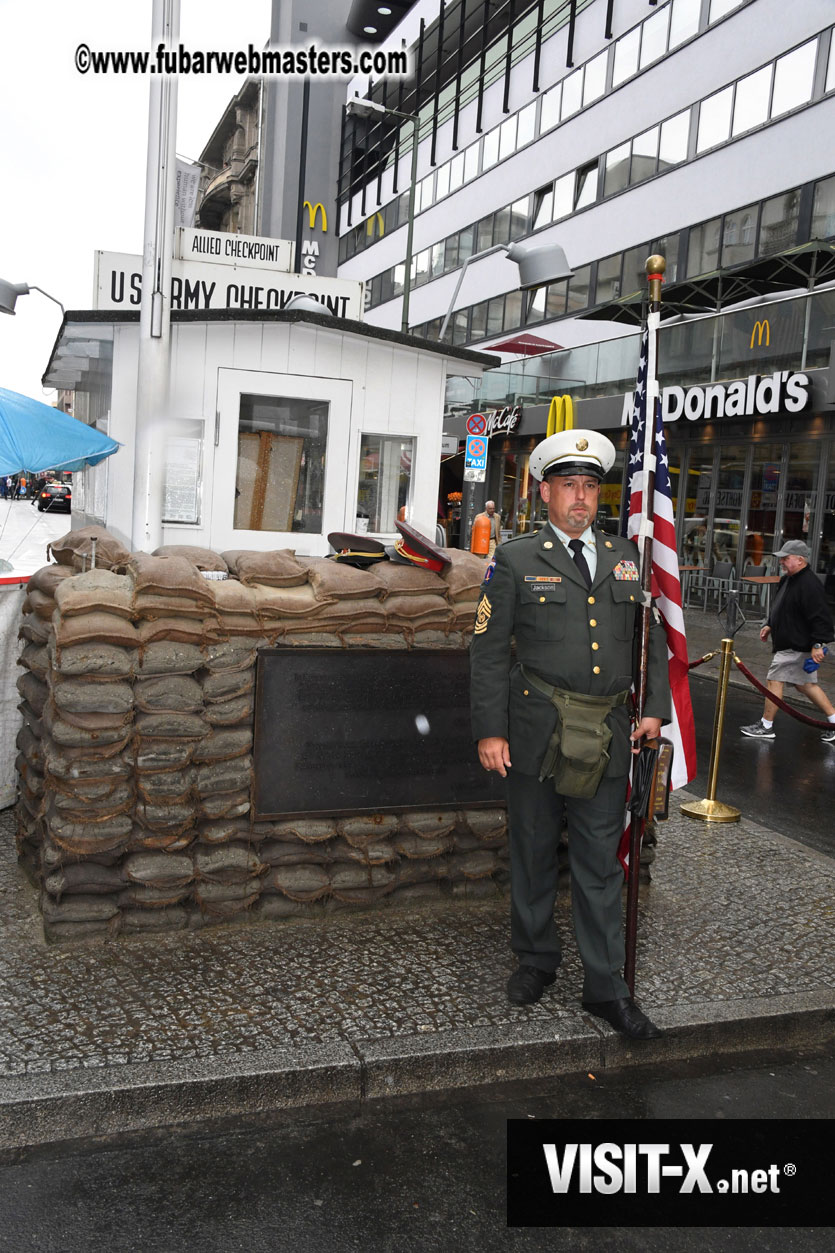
623;317;697;799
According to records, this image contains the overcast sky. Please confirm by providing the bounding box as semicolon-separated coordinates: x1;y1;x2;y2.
0;0;272;403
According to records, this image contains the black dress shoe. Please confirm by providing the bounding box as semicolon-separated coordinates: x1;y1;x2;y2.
582;996;663;1039
507;964;557;1006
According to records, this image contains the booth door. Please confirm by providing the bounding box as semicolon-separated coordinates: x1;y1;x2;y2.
212;369;352;555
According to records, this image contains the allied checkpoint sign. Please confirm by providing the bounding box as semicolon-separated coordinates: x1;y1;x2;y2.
252;649;505;818
464;433;488;483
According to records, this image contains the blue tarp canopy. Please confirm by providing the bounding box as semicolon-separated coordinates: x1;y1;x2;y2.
0;387;120;475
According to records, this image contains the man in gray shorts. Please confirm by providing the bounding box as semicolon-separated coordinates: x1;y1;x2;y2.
740;540;835;743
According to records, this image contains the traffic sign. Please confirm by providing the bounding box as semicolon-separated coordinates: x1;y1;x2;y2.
466;412;487;436
464;432;488;482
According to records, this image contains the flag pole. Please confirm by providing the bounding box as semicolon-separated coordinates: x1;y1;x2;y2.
624;254;665;995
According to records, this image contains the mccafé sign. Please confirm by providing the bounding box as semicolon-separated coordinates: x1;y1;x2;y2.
621;370;811;425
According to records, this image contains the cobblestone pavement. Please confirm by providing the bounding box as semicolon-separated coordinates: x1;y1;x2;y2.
1;796;834;1082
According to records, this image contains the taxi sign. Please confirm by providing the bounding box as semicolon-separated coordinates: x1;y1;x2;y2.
464;432;488;482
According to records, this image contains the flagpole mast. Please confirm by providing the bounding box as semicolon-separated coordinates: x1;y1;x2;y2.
624;253;665;996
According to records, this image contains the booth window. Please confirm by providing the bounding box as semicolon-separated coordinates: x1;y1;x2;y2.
162;418;204;525
355;434;414;532
235;394;328;533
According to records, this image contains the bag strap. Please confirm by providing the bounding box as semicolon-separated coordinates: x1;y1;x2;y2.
520;666;631;711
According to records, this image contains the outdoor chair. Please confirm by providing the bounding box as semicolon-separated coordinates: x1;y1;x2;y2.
739;562;767;607
701;559;735;610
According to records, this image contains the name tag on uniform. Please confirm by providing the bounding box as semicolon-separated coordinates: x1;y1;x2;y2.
613;560;639;581
524;576;562;583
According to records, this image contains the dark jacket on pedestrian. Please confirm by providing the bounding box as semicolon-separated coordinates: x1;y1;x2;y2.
768;564;834;652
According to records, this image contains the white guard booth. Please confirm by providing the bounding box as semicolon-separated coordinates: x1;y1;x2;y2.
43;265;495;555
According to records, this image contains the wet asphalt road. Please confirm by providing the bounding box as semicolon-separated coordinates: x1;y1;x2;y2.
688;674;834;859
0;1045;832;1253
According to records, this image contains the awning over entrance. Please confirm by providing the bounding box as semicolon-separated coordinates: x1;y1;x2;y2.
486;332;564;355
579;239;835;326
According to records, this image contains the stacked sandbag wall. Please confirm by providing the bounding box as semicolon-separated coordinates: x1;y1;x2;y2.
14;529;523;943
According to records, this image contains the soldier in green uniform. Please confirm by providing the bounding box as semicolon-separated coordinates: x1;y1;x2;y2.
469;429;670;1039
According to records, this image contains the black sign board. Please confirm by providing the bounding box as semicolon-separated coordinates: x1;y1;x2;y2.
253;648;505;819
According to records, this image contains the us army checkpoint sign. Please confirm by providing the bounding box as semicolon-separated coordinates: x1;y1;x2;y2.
464;433;488;482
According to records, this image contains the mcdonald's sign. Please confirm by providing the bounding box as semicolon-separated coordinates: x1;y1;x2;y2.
546;394;574;437
303;201;328;232
750;319;770;349
366;212;384;240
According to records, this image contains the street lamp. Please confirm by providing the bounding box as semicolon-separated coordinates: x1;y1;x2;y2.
0;279;65;317
345;96;419;334
439;239;573;343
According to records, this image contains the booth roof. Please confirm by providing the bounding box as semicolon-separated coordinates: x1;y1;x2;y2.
43;307;500;391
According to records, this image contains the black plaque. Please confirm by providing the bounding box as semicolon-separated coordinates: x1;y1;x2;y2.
253;648;505;818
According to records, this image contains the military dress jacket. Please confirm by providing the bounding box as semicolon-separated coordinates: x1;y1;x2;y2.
469;526;671;778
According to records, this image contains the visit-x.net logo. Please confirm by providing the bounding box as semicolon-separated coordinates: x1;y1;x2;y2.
507;1120;826;1226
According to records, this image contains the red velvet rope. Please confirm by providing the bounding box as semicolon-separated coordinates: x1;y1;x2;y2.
732;654;833;728
687;651;716;670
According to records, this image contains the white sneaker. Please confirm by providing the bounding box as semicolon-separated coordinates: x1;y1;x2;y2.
740;722;775;739
822;728;835;744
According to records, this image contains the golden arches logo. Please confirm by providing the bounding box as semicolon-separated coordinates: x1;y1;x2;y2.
750;319;770;349
303;201;328;232
366;212;384;239
546;394;574;437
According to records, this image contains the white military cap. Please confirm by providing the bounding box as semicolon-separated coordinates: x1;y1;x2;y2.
529;429;616;482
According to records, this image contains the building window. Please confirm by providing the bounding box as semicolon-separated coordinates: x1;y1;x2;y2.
517;101;537;148
612;27;640;88
574;161;599;210
596;254;622;303
708;0;743;21
604;143;630;197
356;434;414;532
235;395;328;534
722;204;758;266
759;188;801;254
583;51;607;106
811;176;835;239
668;0;700;50
482;128;499;171
464;142;480;182
566;265;591;314
499;115;517;161
828;34;835;93
541;83;561;131
640;6;669;70
732;65;772;136
659;109;690;169
630;126;659;184
771;39;817;118
687;217;722;276
561;67;584;119
697;86;733;152
553;171;574;219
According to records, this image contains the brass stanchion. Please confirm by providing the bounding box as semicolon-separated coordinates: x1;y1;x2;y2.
680;637;741;823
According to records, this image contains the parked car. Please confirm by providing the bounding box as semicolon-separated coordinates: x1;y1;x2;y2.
35;482;72;513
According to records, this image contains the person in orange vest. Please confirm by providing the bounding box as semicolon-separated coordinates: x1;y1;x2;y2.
471;500;501;558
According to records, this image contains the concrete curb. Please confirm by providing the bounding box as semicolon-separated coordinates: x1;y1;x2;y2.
2;993;833;1150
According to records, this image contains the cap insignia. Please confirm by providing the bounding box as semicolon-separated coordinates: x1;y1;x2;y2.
576;438;589;452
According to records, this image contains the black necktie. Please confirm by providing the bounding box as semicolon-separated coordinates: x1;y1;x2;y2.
568;538;592;588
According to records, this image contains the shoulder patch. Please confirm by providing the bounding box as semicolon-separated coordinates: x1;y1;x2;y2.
474;594;492;634
483;558;496;584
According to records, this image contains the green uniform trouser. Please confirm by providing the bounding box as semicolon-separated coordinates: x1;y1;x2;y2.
505;770;630;1003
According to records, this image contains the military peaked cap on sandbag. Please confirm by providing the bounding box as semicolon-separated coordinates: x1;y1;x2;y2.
326;532;388;567
528;429;616;482
386;520;451;574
